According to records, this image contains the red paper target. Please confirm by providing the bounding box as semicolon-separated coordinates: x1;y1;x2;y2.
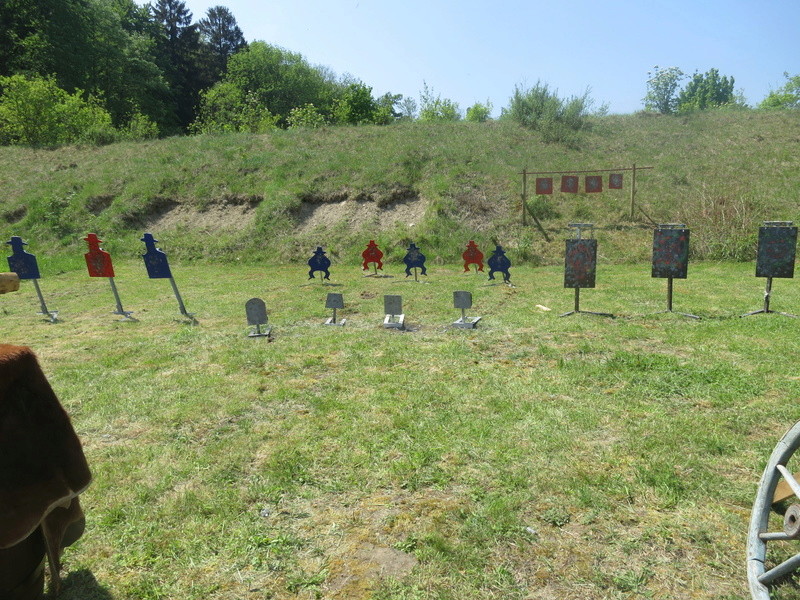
561;176;579;193
609;173;623;189
585;176;602;193
535;177;553;195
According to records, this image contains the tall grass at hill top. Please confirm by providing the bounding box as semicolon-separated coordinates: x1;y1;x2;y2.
0;109;797;266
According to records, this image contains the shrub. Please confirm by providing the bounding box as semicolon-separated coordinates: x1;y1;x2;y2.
418;82;461;122
287;103;326;128
501;81;592;144
465;101;493;123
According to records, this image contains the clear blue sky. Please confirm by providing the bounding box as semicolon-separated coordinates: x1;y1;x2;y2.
182;0;800;116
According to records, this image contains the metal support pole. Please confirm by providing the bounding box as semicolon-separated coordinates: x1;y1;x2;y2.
108;277;135;320
522;169;527;226
764;277;772;313
31;279;57;322
630;163;637;219
667;277;674;312
168;277;194;320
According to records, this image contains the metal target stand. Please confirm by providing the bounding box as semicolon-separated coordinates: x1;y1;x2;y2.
742;222;798;319
560;223;613;318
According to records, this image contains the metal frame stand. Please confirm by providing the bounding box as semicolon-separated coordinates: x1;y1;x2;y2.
31;279;58;322
742;277;798;318
324;307;346;327
383;313;405;329
658;278;700;319
108;278;136;321
560;287;614;318
453;308;481;329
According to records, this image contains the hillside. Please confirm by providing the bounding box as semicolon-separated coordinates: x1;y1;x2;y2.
0;109;798;267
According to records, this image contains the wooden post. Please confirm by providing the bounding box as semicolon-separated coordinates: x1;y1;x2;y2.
521;169;528;226
0;272;20;294
630;163;637;219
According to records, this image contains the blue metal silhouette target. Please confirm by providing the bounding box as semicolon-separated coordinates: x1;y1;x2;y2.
6;236;40;280
141;233;173;279
308;247;331;280
487;245;512;283
403;243;427;277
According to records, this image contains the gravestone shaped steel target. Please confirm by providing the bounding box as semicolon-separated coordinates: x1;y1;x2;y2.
462;241;484;273
383;294;404;329
83;233;135;321
245;298;271;337
308;247;331;281
324;293;346;326
651;225;699;319
140;233;194;321
487;245;512;283
561;224;612;317
743;222;798;318
6;236;58;321
452;291;481;329
362;240;384;276
403;243;427;281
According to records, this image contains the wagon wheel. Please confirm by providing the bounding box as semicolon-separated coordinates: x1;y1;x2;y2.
748;421;800;598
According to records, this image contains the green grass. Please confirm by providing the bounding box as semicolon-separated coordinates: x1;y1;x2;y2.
2;259;799;599
1;110;798;265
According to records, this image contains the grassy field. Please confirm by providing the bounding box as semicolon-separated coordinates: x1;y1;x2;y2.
0;109;799;265
2;257;800;599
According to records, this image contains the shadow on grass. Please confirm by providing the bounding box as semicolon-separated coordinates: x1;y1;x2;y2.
54;569;113;600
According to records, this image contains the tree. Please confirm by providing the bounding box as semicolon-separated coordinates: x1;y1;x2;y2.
643;66;685;114
418;82;461;122
677;68;736;111
223;41;336;124
192;81;277;133
332;82;377;125
760;72;800;109
151;0;204;130
198;6;246;78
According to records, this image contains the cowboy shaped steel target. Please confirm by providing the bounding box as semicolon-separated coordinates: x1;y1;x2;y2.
140;233;194;320
84;233;135;320
403;243;427;280
362;240;384;275
487;245;512;283
6;236;57;321
462;241;484;273
308;246;331;280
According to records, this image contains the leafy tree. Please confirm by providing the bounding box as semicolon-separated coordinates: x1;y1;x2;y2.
332;82;377;124
398;96;417;120
465;100;493;122
418;82;461;122
643;66;685;114
677;68;736;111
223;41;336;124
502;82;591;144
760;72;800;109
151;0;204;130
198;6;246;78
0;75;116;146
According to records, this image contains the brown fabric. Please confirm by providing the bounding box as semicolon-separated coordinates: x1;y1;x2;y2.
0;345;91;549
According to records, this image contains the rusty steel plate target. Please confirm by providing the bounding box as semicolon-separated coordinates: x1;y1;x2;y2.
652;227;690;279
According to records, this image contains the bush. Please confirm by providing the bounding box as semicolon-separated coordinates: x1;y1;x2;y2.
0;75;117;146
418;82;461;122
192;83;278;134
501;82;592;144
465;101;493;123
287;103;326;128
